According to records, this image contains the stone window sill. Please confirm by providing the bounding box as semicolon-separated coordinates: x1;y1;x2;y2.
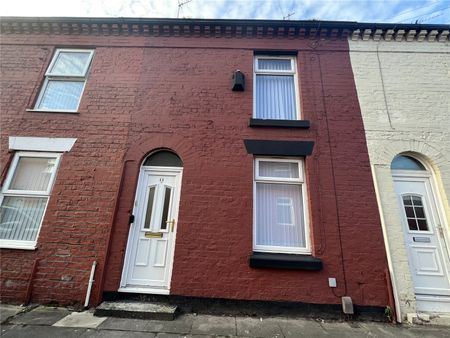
249;252;322;270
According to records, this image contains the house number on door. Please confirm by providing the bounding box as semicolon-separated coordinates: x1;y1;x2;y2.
160;178;164;182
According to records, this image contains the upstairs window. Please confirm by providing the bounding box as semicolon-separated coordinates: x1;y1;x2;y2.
254;56;300;120
0;152;61;249
35;49;94;112
254;158;310;254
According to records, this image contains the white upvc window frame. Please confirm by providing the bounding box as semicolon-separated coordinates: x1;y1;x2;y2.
253;55;301;120
0;152;61;250
253;157;311;255
34;49;94;113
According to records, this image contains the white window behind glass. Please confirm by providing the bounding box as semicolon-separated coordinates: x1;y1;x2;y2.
254;56;300;120
254;158;310;254
35;49;94;112
0;152;61;249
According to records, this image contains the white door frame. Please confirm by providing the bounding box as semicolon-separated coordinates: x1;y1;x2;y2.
393;170;450;260
119;165;183;294
393;169;450;311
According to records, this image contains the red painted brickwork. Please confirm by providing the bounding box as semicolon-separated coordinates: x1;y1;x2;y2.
1;29;388;307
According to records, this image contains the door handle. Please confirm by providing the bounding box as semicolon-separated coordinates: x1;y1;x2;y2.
166;219;176;232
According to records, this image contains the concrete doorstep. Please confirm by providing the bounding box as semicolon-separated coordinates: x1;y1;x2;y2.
95;301;179;320
1;304;450;337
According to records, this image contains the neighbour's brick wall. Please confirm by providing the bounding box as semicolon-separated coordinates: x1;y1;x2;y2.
1;32;389;307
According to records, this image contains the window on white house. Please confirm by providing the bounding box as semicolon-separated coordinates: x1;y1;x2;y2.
254;56;300;120
254;158;310;254
0;152;61;249
35;49;94;112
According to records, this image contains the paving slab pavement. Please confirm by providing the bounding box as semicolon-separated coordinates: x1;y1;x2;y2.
1;304;450;337
277;318;329;338
0;325;15;337
9;305;70;325
236;316;283;337
98;317;149;331
0;305;23;324
318;321;365;337
2;325;87;338
144;314;194;334
357;322;404;337
81;329;156;337
404;326;450;338
154;335;234;338
54;311;107;328
190;314;236;336
98;314;194;334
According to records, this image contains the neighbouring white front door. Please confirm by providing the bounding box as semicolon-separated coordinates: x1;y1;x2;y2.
394;175;450;312
120;167;182;294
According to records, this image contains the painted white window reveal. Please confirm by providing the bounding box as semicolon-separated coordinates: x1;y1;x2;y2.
0;152;61;249
254;158;310;254
35;49;94;112
254;56;300;120
9;136;77;152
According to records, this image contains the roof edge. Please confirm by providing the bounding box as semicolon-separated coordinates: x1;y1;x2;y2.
1;16;449;42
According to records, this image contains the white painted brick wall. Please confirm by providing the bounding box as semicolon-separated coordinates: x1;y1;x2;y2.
349;39;450;320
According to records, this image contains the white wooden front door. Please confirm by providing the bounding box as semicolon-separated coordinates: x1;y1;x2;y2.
393;175;450;312
120;167;182;294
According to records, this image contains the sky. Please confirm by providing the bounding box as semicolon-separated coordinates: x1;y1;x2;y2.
1;0;449;24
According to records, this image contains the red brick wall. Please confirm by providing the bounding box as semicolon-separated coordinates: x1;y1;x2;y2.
1;32;388;307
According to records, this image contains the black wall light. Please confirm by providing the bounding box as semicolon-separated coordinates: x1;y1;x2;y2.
232;70;245;91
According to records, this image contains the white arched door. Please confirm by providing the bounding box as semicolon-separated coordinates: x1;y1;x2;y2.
120;151;183;294
392;156;450;312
